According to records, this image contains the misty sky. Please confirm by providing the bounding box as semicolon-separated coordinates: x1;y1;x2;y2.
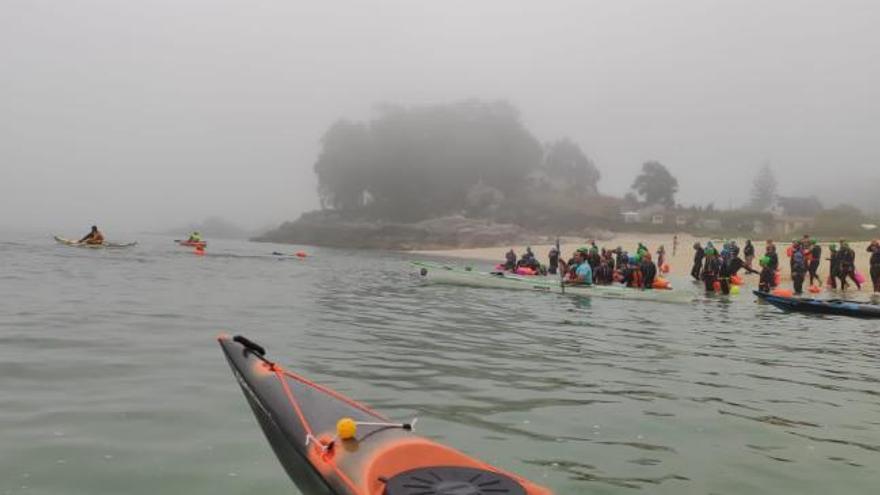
2;0;879;233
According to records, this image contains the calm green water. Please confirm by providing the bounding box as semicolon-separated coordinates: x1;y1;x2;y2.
2;234;879;494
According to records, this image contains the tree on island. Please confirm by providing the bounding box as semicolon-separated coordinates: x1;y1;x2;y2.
631;161;678;207
748;163;777;211
314;100;545;221
541;138;601;196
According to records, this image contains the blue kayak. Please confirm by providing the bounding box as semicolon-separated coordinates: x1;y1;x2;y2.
753;290;880;318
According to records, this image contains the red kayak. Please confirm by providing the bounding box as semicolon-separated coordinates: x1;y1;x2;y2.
218;334;552;495
174;239;207;248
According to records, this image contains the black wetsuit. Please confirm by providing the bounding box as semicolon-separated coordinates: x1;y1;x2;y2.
791;253;807;294
615;251;627;270
588;252;601;271
868;245;880;293
594;261;612;285
808;244;821;286
641;260;657;289
504;251;516;271
759;266;774;292
691;246;705;281
827;251;840;289
548;250;559;275
839;246;859;290
767;251;779;271
743;242;755;269
702;256;721;292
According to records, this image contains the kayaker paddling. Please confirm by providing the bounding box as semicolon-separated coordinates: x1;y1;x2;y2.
79;225;104;245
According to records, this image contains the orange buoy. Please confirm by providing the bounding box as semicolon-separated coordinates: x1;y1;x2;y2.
713;280;721;292
808;285;821;294
731;275;743;286
771;288;794;297
194;245;205;256
653;277;671;289
295;251;307;258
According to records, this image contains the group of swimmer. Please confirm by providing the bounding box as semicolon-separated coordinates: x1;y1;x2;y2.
691;235;880;295
502;242;672;289
500;234;880;296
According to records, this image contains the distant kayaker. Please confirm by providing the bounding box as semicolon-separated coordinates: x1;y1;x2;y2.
188;231;202;243
79;225;104;245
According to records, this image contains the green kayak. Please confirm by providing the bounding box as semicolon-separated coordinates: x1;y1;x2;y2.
414;261;696;305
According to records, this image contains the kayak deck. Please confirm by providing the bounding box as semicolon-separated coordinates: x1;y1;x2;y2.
219;335;551;495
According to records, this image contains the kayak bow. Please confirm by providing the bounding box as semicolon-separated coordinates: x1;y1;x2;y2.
753;290;880;318
218;335;551;495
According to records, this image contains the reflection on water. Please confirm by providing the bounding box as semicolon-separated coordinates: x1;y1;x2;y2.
1;236;879;494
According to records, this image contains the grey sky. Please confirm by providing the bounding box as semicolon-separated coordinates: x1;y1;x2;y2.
2;0;879;233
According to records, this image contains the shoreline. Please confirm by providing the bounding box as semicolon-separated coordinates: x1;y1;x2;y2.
412;233;875;287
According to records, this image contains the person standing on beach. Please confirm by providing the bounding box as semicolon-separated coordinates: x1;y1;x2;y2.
672;235;678;256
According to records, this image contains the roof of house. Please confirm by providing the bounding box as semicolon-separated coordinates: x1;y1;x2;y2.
776;196;823;216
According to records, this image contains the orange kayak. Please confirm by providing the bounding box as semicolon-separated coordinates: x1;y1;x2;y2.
218;335;552;495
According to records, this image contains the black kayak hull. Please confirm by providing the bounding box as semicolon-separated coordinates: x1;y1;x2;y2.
753;290;880;318
225;346;336;495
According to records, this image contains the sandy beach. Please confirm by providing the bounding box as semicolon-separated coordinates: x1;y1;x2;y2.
413;233;876;288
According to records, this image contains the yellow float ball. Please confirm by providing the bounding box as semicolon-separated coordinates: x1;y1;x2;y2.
336;417;357;440
730;285;740;295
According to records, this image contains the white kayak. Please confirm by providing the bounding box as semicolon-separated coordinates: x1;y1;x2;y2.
414;261;696;305
54;235;138;249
